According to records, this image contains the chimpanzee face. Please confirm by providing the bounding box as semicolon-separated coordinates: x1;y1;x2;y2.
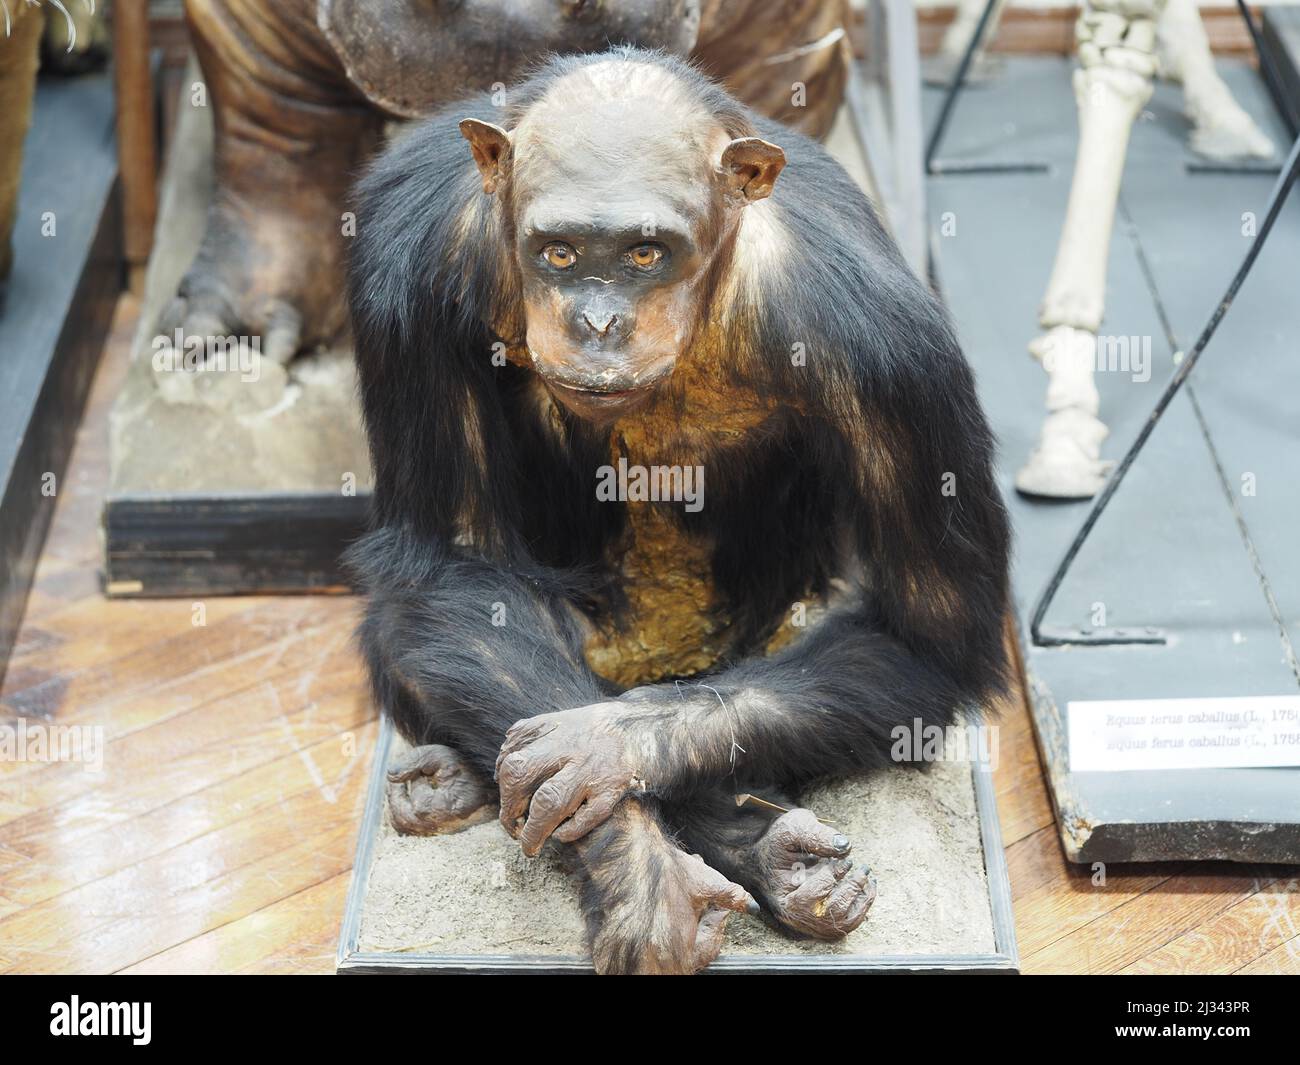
459;65;784;423
511;187;712;421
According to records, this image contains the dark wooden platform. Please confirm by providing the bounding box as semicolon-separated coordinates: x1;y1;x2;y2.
104;493;367;597
0;72;119;687
928;56;1300;864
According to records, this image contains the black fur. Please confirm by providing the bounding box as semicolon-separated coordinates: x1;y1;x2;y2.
345;49;1011;945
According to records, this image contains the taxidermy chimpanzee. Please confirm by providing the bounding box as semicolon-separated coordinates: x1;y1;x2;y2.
346;48;1011;975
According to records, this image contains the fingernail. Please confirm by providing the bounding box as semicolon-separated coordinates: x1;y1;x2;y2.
746;898;762;916
832;834;850;850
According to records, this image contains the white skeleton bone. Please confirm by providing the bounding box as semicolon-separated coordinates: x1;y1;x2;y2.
930;0;1275;497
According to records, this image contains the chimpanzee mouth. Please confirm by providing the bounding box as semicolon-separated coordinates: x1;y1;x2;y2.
560;385;639;399
546;379;661;420
549;382;645;404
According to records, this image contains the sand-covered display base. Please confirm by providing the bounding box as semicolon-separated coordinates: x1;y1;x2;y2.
358;738;997;961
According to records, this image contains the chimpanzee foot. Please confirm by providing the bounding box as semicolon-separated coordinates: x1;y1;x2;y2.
589;845;757;975
579;801;758;975
752;808;877;941
386;744;497;836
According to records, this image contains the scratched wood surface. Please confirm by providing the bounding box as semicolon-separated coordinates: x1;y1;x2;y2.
0;296;1295;975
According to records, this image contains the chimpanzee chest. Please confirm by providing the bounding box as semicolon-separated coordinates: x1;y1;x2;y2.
580;391;809;688
583;500;724;687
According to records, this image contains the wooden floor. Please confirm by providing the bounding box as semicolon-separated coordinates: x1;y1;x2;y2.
0;296;1296;975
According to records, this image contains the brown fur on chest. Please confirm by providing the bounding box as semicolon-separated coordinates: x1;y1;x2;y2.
580;375;803;688
581;500;807;687
582;502;723;688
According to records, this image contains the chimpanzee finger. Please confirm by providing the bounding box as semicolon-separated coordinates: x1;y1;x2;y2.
387;779;434;836
494;717;555;779
550;790;621;844
771;808;852;860
691;906;733;971
826;865;877;929
518;769;586;857
787;857;844;906
387;744;455;784
496;749;559;837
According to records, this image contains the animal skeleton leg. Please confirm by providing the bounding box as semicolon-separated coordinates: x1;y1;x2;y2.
1157;0;1274;161
1017;0;1163;499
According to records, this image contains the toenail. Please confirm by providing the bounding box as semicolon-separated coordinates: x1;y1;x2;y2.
832;834;849;850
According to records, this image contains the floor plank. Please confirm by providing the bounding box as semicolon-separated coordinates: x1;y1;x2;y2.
118;871;354;975
1120;872;1300;974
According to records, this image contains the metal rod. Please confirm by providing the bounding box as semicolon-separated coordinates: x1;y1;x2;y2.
1186;161;1281;176
1235;0;1293;134
928;159;1050;176
924;0;1000;175
1029;130;1300;647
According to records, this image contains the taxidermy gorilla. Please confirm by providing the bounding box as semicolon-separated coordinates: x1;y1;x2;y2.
163;0;846;362
347;49;1011;975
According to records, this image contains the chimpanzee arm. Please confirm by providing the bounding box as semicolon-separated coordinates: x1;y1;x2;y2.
349;525;612;777
497;590;992;838
617;601;985;789
621;372;1011;789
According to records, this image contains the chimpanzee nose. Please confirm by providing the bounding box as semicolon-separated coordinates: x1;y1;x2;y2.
582;311;618;337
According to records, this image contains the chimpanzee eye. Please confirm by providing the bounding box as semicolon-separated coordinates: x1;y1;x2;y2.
541;242;578;269
627;243;666;270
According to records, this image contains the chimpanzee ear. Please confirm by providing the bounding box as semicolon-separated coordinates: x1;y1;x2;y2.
720;137;786;202
459;118;512;195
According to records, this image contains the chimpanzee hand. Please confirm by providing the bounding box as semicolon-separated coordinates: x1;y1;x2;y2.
495;703;641;856
751;809;877;940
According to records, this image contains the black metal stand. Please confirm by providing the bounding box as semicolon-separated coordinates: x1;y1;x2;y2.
1237;0;1292;131
1029;129;1300;648
924;0;1048;176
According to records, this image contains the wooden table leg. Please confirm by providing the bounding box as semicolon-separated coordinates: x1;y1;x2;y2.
112;0;158;295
